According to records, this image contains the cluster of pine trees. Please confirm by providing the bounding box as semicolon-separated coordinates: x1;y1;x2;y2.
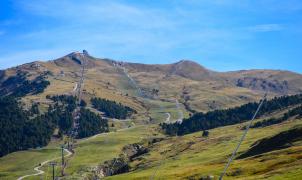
91;97;136;119
0;71;50;97
77;108;109;138
250;105;302;128
161;94;302;136
47;94;77;112
48;95;108;138
46;95;77;135
0;94;78;157
0;96;55;157
0;94;109;157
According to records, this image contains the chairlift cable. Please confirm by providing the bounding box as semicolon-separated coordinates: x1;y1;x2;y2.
219;93;267;180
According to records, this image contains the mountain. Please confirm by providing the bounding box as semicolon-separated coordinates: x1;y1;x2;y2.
121;59;302;112
1;51;302;179
124;60;302;95
1;52;302;114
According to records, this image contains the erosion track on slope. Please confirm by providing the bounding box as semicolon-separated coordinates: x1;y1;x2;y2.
116;63;145;98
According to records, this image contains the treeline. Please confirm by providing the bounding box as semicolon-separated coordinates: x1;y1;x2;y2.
0;94;109;157
250;105;302;128
0;96;55;157
91;97;136;119
0;71;50;97
161;94;302;136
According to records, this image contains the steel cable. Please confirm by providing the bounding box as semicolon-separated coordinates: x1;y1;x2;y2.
219;93;267;180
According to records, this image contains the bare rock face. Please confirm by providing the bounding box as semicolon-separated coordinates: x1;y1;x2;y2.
236;77;289;94
220;69;302;95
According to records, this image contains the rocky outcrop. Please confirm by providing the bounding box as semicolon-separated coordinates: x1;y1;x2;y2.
95;143;148;177
122;143;148;161
236;77;289;94
95;157;129;177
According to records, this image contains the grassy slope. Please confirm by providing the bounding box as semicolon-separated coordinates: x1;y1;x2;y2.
126;65;273;113
20;59;146;116
64;125;156;178
1;107;301;179
0;140;64;179
0;125;154;179
105;118;302;180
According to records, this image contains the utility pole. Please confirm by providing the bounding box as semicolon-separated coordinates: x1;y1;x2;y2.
49;162;57;180
61;145;65;176
61;145;65;166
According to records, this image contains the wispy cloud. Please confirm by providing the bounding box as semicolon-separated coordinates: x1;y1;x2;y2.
17;0;176;30
0;48;72;69
0;0;301;72
0;1;282;66
248;24;284;32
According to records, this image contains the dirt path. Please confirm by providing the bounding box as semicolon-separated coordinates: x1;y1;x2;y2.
165;112;171;123
18;125;134;180
82;125;137;141
17;149;72;180
175;99;184;123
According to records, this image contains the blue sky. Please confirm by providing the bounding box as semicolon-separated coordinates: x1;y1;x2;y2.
0;0;301;73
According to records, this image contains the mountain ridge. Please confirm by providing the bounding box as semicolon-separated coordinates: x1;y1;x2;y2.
4;52;301;78
1;52;302;113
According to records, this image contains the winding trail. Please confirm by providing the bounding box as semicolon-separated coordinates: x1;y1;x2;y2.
165;112;171;123
73;83;78;92
175;99;184;123
82;125;137;141
18;124;136;180
17;149;72;180
150;100;184;179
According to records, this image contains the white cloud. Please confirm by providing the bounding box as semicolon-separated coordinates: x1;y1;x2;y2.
248;24;283;32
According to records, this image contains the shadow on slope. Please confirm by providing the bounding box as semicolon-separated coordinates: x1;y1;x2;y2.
238;126;302;159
